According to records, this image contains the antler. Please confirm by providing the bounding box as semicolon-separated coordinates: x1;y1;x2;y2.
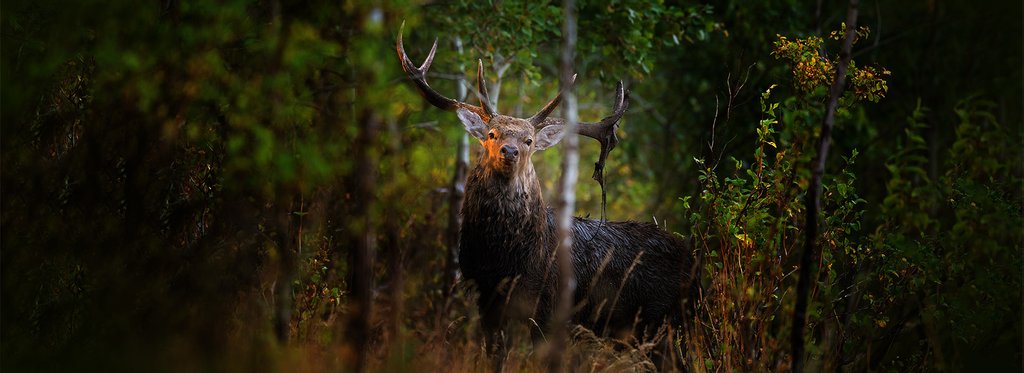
529;74;577;127
537;81;628;179
398;24;629;220
476;60;497;117
396;25;492;121
536;82;629;221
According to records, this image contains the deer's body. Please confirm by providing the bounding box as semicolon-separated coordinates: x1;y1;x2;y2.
460;147;690;337
396;31;695;366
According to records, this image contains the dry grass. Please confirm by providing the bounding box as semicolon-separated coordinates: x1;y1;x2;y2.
254;275;689;373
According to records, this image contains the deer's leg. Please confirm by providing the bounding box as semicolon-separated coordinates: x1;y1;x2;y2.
477;288;508;373
481;308;507;373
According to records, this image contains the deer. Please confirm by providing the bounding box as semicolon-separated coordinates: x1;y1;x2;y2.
397;30;695;367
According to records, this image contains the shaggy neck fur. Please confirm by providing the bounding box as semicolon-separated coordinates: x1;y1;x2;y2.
460;156;553;283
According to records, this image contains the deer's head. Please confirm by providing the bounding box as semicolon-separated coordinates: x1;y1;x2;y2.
397;28;628;181
456;110;570;178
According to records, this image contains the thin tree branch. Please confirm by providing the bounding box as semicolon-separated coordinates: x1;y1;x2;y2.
792;1;859;372
444;36;470;297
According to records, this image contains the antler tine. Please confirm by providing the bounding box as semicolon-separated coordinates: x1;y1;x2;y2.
529;74;577;128
577;81;628;142
477;59;497;116
397;25;491;120
533;80;629;144
580;81;627;222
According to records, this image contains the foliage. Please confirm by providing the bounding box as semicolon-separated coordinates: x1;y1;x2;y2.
772;26;890;102
684;23;1021;371
1;0;1020;372
863;98;1023;370
423;0;722;83
685;82;871;371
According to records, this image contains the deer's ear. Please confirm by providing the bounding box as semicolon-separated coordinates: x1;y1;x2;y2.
533;125;566;150
456;109;488;140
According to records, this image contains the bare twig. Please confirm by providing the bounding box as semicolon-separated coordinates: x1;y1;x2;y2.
872;0;881;61
724;63;754;128
628;92;669;125
709;63;753;170
708;94;719;153
602;251;646;336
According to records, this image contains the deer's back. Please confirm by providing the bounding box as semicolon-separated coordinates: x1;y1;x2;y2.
568;217;692;335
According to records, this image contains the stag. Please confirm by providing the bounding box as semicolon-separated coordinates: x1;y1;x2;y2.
397;30;695;363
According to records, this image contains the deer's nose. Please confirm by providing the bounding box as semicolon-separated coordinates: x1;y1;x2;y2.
500;144;519;160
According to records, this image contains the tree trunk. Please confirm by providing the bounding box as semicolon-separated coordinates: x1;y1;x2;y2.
346;110;379;373
547;0;578;371
384;119;405;351
273;194;299;343
791;1;859;372
445;37;470;295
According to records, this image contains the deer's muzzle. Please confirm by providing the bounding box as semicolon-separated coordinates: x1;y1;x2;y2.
500;144;519;162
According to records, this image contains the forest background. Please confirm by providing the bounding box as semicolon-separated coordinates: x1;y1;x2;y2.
2;0;1021;371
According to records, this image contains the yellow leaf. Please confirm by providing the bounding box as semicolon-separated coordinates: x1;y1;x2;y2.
734;233;753;247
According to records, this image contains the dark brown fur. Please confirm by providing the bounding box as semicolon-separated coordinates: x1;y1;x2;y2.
395;31;692;366
457;115;694;350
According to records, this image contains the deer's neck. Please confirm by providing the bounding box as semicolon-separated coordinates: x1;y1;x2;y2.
461;162;552;268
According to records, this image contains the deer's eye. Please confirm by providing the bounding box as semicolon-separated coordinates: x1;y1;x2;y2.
525;138;533;146
488;131;496;140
